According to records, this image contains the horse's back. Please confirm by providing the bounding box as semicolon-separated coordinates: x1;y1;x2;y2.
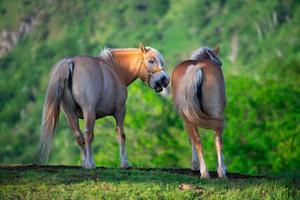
71;56;103;108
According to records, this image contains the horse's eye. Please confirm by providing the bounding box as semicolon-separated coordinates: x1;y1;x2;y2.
148;59;154;64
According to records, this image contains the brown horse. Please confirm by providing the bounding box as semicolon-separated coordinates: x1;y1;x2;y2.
40;43;169;168
171;46;226;178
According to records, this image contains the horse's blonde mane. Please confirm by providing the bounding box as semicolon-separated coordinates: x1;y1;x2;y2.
191;47;210;60
146;47;165;67
98;47;140;65
98;46;165;67
111;48;140;51
191;47;222;66
98;47;114;65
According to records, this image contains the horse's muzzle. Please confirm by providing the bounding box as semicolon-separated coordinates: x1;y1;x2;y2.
153;75;169;93
154;85;163;93
160;76;170;88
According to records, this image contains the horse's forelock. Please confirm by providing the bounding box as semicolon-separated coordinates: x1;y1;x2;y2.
190;47;210;60
146;47;165;67
191;47;222;66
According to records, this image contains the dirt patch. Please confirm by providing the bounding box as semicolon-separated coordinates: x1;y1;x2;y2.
179;183;205;193
0;164;267;179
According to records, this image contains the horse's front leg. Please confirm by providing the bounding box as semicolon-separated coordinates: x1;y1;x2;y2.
115;112;130;168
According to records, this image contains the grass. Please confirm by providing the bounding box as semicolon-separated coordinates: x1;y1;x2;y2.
0;165;299;199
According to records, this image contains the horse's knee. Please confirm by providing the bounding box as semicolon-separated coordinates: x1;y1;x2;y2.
215;127;223;135
76;134;85;146
84;128;94;143
192;134;201;145
120;133;126;141
115;127;126;141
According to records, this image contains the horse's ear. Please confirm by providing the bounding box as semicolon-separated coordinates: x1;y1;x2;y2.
213;46;220;55
205;48;222;66
139;42;146;53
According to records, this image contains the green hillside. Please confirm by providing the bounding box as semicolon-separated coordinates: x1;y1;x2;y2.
0;0;299;175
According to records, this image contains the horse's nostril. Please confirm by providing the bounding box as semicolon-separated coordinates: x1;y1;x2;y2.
160;76;169;88
154;81;160;88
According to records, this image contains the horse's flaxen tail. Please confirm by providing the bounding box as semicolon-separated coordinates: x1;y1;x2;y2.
174;64;207;122
39;58;74;163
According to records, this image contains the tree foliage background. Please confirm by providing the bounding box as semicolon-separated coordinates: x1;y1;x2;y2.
0;0;299;175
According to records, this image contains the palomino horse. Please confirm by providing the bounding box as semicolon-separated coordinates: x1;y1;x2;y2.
40;43;169;168
171;46;226;178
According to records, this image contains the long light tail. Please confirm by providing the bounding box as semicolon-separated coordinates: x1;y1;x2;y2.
174;64;206;122
39;58;74;163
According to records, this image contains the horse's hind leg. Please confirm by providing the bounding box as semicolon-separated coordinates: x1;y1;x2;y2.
215;127;226;177
61;93;87;165
114;112;130;168
184;119;209;178
82;107;96;168
191;140;200;170
62;109;87;165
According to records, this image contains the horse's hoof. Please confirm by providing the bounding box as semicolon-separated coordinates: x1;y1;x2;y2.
82;164;96;169
217;167;227;178
121;163;131;169
191;163;200;171
82;161;96;169
200;171;210;179
121;161;131;169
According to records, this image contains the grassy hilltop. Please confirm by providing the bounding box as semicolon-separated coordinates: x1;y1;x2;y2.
0;0;299;176
0;165;299;199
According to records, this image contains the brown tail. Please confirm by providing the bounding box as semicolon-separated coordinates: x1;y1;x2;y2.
174;64;207;121
39;58;74;163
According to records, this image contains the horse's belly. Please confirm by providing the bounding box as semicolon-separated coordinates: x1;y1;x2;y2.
95;99;115;118
95;94;127;118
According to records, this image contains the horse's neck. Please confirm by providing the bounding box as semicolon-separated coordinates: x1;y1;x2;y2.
111;49;141;86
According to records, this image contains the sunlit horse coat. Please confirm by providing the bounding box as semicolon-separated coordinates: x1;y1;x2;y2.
40;43;169;168
171;46;226;178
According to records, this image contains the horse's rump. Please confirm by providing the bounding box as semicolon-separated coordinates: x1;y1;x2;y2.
174;63;224;129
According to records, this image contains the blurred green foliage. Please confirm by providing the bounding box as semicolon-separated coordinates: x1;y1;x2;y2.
0;0;299;174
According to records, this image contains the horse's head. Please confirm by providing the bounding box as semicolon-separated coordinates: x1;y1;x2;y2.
138;42;170;93
191;46;222;66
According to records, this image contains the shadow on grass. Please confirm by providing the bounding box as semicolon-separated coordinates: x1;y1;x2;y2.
0;164;298;189
0;164;267;178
